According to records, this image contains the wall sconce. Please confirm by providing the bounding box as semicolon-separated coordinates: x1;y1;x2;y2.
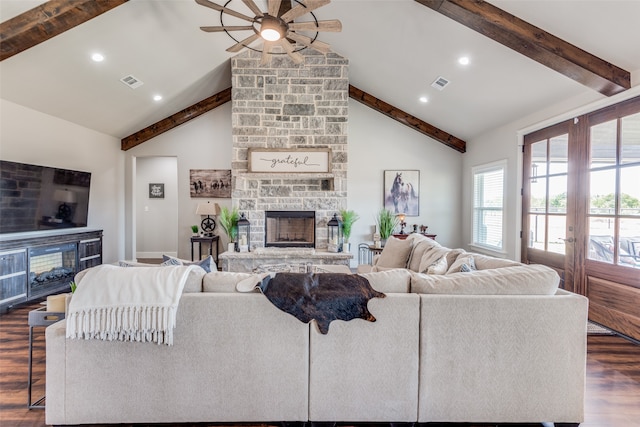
195;201;220;236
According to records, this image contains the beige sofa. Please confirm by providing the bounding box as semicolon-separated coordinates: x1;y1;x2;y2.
46;245;588;426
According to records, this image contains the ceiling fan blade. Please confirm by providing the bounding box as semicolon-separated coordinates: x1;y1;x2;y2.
261;41;275;65
268;0;282;17
288;19;342;32
200;25;255;32
195;0;255;22
241;0;263;17
279;39;304;64
281;0;330;22
286;32;331;53
226;32;262;52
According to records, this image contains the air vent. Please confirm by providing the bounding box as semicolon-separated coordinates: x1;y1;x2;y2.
431;76;450;91
120;75;143;89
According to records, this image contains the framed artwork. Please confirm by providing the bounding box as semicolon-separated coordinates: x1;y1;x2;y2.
383;170;420;216
149;183;164;199
190;169;231;198
248;148;331;173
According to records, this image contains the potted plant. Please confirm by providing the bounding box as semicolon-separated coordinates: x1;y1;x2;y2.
191;225;199;236
218;206;239;252
339;209;360;252
376;208;399;245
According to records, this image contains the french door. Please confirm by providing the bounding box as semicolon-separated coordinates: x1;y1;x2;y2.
522;96;640;341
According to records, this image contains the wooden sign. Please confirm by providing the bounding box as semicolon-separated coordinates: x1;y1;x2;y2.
248;148;331;173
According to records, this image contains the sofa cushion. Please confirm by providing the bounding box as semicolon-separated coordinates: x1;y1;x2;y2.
163;254;217;273
358;269;412;293
410;264;560;295
472;253;521;270
202;271;254;292
375;237;413;269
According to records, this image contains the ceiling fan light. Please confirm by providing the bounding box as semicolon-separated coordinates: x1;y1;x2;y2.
260;15;286;41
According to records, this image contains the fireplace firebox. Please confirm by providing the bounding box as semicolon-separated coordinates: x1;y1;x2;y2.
28;243;77;299
265;211;315;248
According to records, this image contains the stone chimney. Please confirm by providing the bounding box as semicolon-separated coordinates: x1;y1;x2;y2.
231;48;349;250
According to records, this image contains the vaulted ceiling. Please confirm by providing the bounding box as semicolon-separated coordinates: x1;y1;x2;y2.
1;0;639;152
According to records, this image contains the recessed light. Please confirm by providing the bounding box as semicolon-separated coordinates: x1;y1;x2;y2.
153;95;163;102
419;96;428;103
91;53;104;62
458;56;470;65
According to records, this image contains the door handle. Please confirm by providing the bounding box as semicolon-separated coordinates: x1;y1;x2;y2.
562;237;574;243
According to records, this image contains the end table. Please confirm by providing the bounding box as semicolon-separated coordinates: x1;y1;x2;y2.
28;307;65;408
190;235;219;266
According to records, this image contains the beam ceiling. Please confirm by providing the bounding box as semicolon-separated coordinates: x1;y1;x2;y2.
416;0;630;96
0;0;128;62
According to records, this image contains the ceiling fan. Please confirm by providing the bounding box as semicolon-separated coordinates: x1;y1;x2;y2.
195;0;341;64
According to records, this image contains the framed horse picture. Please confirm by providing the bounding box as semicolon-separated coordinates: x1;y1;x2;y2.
384;170;420;216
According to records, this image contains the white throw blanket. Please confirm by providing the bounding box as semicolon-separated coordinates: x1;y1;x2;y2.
66;264;197;345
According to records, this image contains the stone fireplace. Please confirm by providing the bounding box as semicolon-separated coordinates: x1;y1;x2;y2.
231;48;349;250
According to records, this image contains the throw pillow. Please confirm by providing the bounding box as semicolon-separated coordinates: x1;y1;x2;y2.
118;259;180;267
446;254;477;274
375;237;413;269
417;247;450;273
162;254;216;273
426;255;448;275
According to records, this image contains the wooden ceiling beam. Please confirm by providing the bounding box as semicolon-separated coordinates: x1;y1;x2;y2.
349;85;466;153
416;0;630;97
121;87;232;151
0;0;128;62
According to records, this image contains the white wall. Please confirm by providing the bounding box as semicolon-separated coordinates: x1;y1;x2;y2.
348;100;463;252
125;104;233;260
462;85;640;261
0;99;125;264
135;156;178;258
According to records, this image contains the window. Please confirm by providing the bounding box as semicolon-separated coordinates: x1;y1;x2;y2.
587;111;640;269
472;160;506;252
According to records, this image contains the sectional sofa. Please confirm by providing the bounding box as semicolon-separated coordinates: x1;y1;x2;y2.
46;236;588;426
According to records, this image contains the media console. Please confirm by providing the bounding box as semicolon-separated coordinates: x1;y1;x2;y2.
0;229;102;313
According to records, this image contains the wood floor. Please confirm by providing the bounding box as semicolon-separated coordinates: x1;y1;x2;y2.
1;301;639;427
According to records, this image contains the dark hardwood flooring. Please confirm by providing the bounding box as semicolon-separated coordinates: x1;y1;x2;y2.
1;301;639;427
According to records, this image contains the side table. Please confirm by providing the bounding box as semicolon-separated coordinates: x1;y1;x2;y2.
28;307;65;409
190;235;219;266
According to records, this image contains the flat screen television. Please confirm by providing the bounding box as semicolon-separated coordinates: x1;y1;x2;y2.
0;160;91;234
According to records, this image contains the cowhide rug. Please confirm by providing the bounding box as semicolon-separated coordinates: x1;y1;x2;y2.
242;272;385;334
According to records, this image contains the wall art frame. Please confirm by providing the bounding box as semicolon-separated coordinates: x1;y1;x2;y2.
149;183;164;199
190;169;231;198
247;148;331;173
383;170;420;216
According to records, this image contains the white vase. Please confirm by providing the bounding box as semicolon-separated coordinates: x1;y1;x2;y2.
228;242;235;253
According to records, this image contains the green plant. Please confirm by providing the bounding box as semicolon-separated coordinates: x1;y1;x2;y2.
69;281;77;293
218;206;239;242
339;209;360;243
376;208;399;240
191;225;199;233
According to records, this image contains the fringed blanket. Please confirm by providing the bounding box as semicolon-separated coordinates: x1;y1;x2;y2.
237;272;385;334
66;264;198;345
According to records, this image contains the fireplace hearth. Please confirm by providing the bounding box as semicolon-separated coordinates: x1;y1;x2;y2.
265;211;315;248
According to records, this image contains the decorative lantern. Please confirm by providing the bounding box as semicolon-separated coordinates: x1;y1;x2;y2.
327;213;343;253
237;212;250;252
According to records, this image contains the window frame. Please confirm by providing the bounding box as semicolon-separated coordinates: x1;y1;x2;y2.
470;159;508;256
